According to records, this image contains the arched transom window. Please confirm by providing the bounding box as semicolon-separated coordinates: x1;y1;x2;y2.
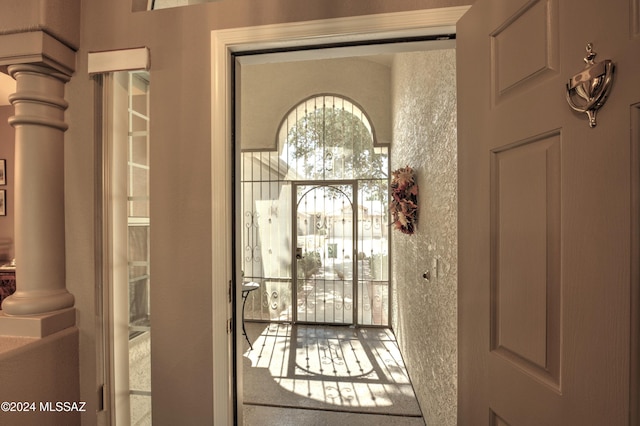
279;95;388;182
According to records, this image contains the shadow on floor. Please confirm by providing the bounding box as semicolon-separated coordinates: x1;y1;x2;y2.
242;322;425;426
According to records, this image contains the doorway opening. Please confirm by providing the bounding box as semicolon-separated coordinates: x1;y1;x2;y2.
218;10;466;424
99;70;152;426
294;182;359;325
234;37;457;425
240;94;389;327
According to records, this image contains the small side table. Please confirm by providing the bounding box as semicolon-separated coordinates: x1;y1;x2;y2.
241;282;260;350
0;264;16;309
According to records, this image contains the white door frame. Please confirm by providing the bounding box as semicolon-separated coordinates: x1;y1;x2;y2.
210;6;469;424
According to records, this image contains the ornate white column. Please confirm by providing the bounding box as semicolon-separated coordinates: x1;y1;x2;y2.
1;64;74;317
0;0;79;335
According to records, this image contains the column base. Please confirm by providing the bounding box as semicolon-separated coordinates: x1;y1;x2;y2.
2;289;74;316
0;307;75;338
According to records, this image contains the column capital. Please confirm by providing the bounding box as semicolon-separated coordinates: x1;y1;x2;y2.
0;31;76;77
7;64;70;132
8;63;71;84
0;0;79;77
0;0;80;51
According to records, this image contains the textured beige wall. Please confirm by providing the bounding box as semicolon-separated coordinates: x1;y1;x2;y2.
390;49;458;426
0;328;80;426
240;57;391;151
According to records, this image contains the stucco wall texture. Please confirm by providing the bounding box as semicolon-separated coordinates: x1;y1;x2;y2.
391;49;458;426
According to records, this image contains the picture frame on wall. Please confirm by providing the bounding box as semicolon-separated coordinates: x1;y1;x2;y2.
0;159;5;185
0;190;5;216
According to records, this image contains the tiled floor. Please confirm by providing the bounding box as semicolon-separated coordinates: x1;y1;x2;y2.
241;322;425;426
129;332;151;426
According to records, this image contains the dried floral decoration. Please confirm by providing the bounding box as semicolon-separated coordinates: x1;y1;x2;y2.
390;165;418;235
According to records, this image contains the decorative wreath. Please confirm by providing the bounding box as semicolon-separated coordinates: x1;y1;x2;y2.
390;165;419;235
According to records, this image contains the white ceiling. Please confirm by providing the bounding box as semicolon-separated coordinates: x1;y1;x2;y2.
0;72;15;106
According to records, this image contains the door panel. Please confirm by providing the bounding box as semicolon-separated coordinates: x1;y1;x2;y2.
295;183;355;324
491;132;561;389
490;0;558;105
458;0;639;424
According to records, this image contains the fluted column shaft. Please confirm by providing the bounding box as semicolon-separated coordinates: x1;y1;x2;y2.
1;64;74;315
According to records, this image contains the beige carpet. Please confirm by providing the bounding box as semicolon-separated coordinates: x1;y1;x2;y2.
242;322;424;422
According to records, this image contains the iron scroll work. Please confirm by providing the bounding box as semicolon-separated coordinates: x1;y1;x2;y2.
566;43;615;128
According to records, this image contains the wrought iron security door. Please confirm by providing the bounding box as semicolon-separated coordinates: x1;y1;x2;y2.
240;94;391;326
294;183;356;324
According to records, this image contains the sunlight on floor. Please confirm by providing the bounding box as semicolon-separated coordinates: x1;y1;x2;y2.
243;323;423;418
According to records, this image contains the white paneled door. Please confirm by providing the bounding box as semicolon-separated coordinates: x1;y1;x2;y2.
458;0;640;424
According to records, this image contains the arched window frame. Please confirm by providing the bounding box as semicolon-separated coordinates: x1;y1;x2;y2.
276;94;386;182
